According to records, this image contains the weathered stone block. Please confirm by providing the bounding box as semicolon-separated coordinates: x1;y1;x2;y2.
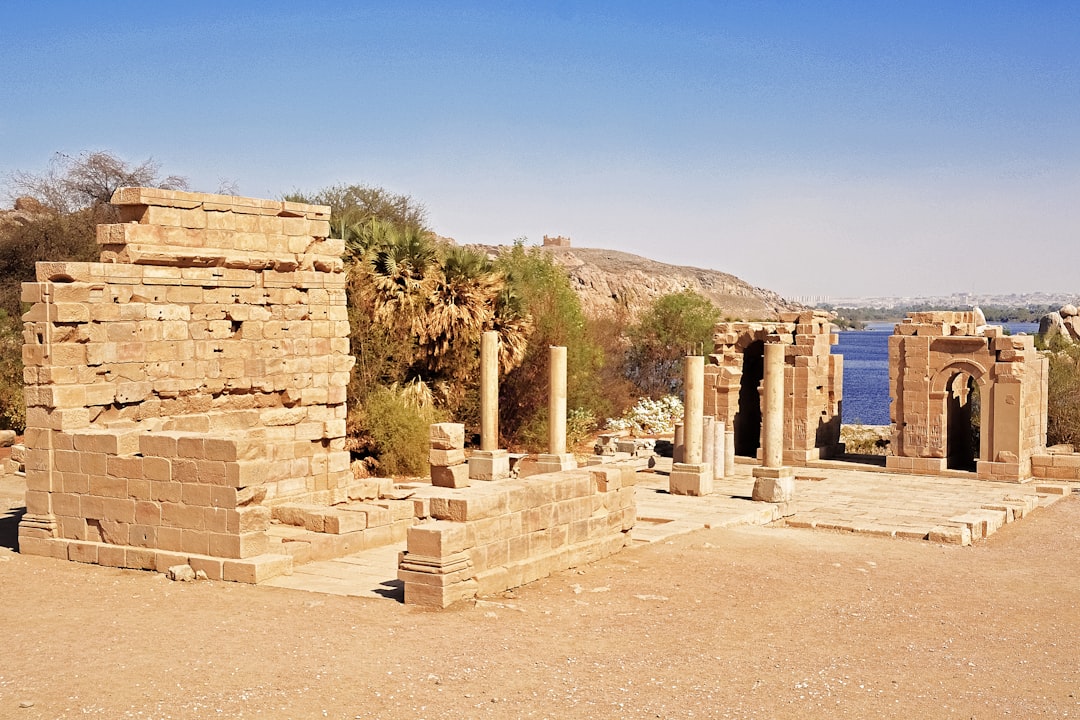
468;450;510;481
431;463;470;488
429;423;465;450
670;462;713;497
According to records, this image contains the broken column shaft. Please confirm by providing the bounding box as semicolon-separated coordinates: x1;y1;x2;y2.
470;330;510;480
480;330;499;452
670;355;712;496
536;345;576;474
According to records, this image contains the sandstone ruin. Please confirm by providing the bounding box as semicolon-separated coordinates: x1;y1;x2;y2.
887;311;1048;482
18;188;357;581
705;310;843;464
11;188;1072;609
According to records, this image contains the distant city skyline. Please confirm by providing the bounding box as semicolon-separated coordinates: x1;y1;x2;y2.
1;1;1077;299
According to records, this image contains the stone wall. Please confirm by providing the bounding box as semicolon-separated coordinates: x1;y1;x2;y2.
18;188;355;581
705;310;842;463
400;465;635;607
1031;450;1080;481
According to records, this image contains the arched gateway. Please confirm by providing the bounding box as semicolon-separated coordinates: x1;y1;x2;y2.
704;311;844;463
887;311;1048;481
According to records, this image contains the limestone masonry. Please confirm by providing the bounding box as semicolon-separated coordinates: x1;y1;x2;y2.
18;188;355;581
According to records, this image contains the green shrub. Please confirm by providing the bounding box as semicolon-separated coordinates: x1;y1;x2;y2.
496;243;607;450
625;290;720;397
1047;343;1080;446
0;312;25;431
356;384;445;477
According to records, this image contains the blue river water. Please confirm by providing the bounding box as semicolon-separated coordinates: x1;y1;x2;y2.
833;321;1039;426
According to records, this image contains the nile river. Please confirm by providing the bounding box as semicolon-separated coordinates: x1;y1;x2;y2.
832;321;1039;426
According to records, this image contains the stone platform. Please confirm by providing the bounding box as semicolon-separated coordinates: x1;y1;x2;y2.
250;458;1074;601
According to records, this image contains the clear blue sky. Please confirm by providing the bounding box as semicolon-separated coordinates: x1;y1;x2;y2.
1;1;1077;299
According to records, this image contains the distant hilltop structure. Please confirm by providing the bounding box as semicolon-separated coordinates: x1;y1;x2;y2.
543;235;571;248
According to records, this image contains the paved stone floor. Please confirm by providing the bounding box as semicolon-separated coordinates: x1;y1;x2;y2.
260;458;1076;600
262;541;406;600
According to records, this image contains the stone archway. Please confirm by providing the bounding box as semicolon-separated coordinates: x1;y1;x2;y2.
734;339;764;457
704;311;843;464
887;311;1048;481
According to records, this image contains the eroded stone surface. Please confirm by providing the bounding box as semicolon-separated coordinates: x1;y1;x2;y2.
17;188;356;582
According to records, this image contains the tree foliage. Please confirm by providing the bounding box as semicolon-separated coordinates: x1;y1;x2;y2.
495;242;607;450
1046;341;1080;446
7;151;188;218
285;184;428;248
625;290;720;397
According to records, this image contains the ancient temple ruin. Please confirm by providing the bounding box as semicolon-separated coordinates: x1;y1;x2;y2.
18;188;356;580
887;311;1048;482
15;188;635;601
705;310;843;464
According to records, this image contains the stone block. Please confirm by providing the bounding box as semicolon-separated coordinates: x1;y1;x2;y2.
429;423;465;450
751;467;795;502
408;521;471;557
468;450;510;481
221;553;293;584
535;453;577;475
589;466;621;492
429;448;466;466
322;508;368;535
429;491;508;522
669;462;713;496
431;463;470;488
928;524;972;546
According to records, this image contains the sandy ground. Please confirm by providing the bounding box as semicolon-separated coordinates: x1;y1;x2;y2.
1;483;1079;718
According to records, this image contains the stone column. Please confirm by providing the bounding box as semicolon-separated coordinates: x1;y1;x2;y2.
479;330;499;452
536;345;577;474
673;422;684;464
752;341;794;502
684;356;704;464
702;416;715;472
469;330;510;480
724;427;735;477
670;355;712;495
712;420;726;481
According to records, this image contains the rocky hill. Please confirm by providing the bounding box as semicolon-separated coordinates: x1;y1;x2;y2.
472;244;797;321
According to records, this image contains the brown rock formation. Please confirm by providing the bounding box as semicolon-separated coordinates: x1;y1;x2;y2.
540;246;796;321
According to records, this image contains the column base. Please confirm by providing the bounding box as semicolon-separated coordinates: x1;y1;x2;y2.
535;453;577;475
752;466;795;502
468;449;511;481
669;462;713;496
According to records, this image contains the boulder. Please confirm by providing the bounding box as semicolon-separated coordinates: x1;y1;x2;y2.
13;196;45;213
1039;312;1070;343
1066;315;1080;342
1061;304;1078;318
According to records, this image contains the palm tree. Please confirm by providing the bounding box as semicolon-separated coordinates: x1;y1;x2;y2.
490;279;533;374
370;225;437;334
421;246;503;366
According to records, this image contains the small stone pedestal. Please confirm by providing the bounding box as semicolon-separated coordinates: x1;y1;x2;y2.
535;452;577;474
752;466;795;502
670;462;713;496
469;449;511;481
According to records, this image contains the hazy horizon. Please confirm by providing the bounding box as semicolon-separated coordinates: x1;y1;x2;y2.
2;1;1077;300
